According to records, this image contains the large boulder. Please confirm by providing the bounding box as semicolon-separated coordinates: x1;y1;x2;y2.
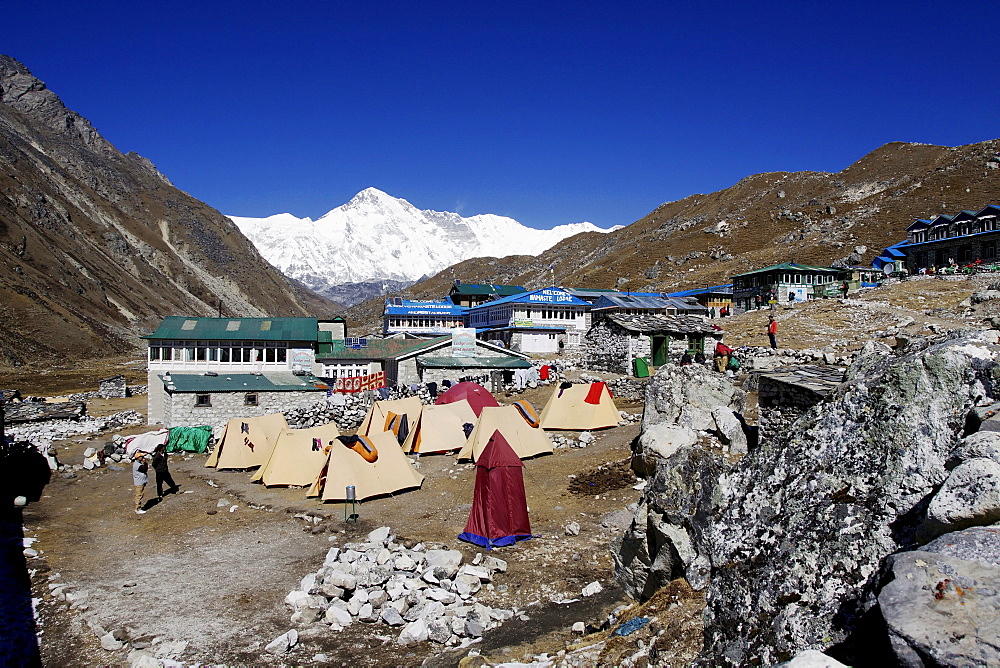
879;525;1000;667
634;363;746;474
613;443;727;598
642;363;745;434
919;457;1000;540
700;332;1000;666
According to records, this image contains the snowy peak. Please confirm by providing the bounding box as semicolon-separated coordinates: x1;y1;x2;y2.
230;189;621;305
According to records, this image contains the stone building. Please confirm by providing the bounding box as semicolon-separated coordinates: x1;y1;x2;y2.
159;372;329;428
902;205;1000;271
585;313;719;374
144;316;321;425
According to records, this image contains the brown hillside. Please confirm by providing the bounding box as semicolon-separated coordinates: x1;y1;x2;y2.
0;56;338;367
345;140;1000;332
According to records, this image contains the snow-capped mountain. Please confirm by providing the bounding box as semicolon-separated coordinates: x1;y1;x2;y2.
229;188;621;305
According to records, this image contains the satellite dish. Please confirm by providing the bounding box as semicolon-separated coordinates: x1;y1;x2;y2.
883;264;894;276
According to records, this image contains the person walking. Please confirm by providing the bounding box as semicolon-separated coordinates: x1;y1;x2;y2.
132;452;149;514
767;316;779;349
151;444;179;499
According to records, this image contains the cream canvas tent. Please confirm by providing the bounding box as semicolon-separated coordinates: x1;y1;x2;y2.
307;430;424;502
457;405;553;462
251;423;341;487
402;401;478;454
205;413;287;470
358;397;423;443
538;382;620;431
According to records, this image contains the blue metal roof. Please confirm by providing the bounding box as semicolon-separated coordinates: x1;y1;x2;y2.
666;284;734;298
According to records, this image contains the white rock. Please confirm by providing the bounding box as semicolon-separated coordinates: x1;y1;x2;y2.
397;618;429;645
564;521;581;536
582;581;603;597
264;629;298;654
367;526;391;544
324;605;353;628
572;621;586;634
459;564;492;582
100;631;123;651
284;590;309;610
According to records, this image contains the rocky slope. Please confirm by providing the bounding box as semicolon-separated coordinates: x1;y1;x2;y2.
344;140;1000;332
0;56;337;366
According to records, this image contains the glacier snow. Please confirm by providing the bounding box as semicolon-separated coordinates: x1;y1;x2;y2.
230;187;620;296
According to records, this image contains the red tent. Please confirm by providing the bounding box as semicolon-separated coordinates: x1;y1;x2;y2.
458;430;532;549
435;381;500;417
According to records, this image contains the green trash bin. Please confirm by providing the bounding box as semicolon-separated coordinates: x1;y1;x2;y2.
632;357;650;378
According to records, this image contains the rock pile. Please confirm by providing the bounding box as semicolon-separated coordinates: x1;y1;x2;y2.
284;527;515;646
7;410;144;456
735;346;853;371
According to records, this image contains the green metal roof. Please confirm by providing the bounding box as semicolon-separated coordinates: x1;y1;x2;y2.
416;356;532;369
161;372;329;393
449;283;526;296
144;317;319;342
731;262;840;278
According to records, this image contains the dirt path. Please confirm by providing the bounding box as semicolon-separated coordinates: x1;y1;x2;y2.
24;398;643;666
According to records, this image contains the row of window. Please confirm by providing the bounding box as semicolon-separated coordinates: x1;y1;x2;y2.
149;345;288;363
385;318;464;329
735;273;838;290
910;218;997;243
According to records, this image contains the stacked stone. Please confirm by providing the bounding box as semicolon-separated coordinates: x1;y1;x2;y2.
6;410;144;455
285;527;514;646
285;386;436;431
735;346;854;371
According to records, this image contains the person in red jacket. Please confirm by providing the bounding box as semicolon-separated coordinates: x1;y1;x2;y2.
767;316;779;349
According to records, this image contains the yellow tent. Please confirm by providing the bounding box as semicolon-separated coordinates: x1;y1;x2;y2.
457;405;553;462
357;397;423;442
538;382;620;431
251;423;341;486
402;401;478;454
205;413;287;470
307;430;424;501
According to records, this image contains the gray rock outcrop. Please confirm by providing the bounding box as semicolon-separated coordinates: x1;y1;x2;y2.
613;443;727;597
700;332;1000;666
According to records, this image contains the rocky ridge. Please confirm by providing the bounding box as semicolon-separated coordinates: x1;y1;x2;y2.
0;55;335;366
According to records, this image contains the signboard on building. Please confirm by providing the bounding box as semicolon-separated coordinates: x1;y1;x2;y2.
290;348;314;371
334;371;386;393
527;288;577;303
451;328;477;357
512;320;534;327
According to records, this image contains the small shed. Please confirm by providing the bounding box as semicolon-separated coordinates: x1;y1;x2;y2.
158;372;329;428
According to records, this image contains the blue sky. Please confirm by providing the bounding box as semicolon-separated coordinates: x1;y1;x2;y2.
5;1;999;229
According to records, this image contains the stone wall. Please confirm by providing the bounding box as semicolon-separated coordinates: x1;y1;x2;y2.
98;375;128;399
163;390;325;428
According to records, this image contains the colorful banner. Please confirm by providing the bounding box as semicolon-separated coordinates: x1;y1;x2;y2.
334;371;386;393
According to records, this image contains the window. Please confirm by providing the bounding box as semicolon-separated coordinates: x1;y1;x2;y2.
244;393;258;406
149;347;160;361
195;394;211;407
986;243;997;259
